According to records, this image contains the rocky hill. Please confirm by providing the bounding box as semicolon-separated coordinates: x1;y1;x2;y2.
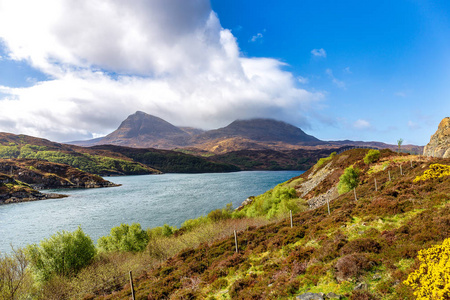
423;117;450;158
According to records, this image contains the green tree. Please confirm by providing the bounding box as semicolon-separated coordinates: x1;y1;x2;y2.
404;238;450;299
337;166;360;194
364;149;381;164
98;223;149;252
397;138;404;153
26;227;95;282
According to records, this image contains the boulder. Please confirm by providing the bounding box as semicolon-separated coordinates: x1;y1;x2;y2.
424;117;450;158
296;292;324;300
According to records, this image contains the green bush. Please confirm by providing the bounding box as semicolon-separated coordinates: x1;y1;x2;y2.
97;223;149;253
26;227;96;282
337;166;360;194
207;203;233;222
364;149;381;164
240;185;305;218
148;224;177;238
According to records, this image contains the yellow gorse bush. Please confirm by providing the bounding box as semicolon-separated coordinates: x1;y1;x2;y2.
404;238;450;299
413;164;450;182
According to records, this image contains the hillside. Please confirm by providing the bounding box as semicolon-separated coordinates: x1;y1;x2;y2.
87;149;450;299
0;132;238;175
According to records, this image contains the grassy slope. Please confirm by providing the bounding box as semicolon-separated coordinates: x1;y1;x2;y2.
95;149;450;299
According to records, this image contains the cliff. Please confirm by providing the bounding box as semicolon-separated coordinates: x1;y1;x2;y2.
423;117;450;158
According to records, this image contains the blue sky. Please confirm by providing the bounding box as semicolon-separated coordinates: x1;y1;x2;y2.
0;0;449;145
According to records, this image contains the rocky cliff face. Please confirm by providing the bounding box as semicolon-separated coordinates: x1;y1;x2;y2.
423;117;450;158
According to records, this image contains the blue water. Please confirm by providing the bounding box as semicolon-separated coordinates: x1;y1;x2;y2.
0;171;302;253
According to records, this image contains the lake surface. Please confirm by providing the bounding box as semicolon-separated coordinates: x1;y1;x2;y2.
0;171;303;253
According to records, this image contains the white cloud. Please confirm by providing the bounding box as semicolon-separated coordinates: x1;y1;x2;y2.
250;32;263;43
326;69;346;89
311;48;326;58
0;0;322;141
353;119;371;130
298;76;309;84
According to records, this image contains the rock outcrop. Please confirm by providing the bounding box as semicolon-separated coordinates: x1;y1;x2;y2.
423;117;450;158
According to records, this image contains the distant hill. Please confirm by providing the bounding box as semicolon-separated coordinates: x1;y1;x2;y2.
99;111;191;149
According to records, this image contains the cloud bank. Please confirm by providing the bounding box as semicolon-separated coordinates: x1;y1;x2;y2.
0;0;322;141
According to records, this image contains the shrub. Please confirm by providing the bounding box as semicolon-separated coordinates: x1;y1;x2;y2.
335;253;374;282
208;203;233;222
98;223;149;252
241;185;305;218
364;149;381;164
413;164;450;182
26;227;96;282
148;224;177;238
404;237;450;299
0;247;30;299
337;166;360;194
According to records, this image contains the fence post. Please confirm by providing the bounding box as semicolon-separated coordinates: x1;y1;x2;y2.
129;271;136;300
327;198;330;215
400;165;403;175
375;178;377;192
354;188;357;201
290;210;293;228
388;170;391;181
234;230;238;253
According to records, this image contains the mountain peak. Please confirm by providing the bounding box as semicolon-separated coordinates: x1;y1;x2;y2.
99;112;189;148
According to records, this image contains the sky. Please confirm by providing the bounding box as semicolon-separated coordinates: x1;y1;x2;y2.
0;0;449;145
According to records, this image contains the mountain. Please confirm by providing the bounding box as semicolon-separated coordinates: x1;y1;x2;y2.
70;112;423;155
99;111;191;149
193;118;321;144
423;117;450;158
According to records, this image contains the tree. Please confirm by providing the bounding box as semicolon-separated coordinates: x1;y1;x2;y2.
26;227;96;282
98;223;149;252
338;166;360;194
0;247;30;299
404;238;450;299
364;149;381;164
397;138;404;153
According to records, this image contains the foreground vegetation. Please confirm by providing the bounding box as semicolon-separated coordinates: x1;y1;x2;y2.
1;149;450;299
